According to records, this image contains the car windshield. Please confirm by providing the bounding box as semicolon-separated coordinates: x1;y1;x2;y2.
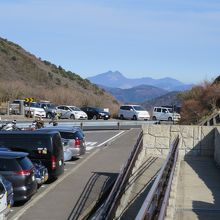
70;107;81;111
94;108;104;112
168;109;173;113
30;103;41;108
133;106;145;111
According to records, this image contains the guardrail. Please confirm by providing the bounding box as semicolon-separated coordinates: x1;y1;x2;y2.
135;135;179;220
91;130;143;220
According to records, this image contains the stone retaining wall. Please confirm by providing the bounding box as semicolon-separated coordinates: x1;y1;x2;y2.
142;125;215;158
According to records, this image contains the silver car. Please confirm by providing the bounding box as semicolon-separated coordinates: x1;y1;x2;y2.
56;105;87;120
40;126;86;159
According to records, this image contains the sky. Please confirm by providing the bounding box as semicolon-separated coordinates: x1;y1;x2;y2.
0;0;220;84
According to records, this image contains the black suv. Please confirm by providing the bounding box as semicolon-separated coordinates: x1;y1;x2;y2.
81;107;110;120
0;130;64;181
0;151;37;202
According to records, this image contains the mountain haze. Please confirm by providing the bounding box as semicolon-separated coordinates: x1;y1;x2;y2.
87;71;193;91
101;84;168;103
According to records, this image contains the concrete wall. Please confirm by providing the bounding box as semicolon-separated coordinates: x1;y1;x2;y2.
142;125;215;158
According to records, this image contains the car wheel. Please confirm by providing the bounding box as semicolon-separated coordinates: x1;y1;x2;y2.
70;114;75;120
119;115;124;120
46;112;52;119
93;115;98;120
133;115;137;120
152;116;157;121
168;117;172;121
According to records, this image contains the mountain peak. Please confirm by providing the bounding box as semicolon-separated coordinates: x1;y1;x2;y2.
87;71;193;91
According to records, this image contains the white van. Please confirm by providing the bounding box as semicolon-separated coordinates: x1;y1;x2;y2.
152;107;181;121
118;105;150;120
0;179;8;219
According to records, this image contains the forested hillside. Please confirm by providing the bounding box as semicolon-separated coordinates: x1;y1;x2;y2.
179;77;220;124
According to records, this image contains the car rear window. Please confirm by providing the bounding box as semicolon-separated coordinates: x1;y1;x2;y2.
17;157;33;170
0;158;21;171
60;132;77;139
60;131;83;140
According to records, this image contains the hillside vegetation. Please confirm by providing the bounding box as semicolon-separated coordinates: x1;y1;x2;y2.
179;77;220;124
0;38;119;113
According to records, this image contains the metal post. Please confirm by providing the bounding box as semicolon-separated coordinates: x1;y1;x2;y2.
19;100;24;115
7;101;10;115
117;121;120;130
80;122;83;130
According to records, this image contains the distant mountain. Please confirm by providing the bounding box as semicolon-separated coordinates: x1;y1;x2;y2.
100;84;168;103
87;71;193;91
141;91;182;112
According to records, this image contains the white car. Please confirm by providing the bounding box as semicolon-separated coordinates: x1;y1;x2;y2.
152;107;181;121
56;105;88;120
24;102;46;118
118;105;150;120
0;179;8;219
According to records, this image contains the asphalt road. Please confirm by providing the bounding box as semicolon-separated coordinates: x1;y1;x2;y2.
8;129;139;220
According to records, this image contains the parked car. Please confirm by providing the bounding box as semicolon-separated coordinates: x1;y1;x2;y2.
0;130;64;181
0;151;37;202
0;175;14;207
0;178;8;219
36;102;58;119
80;107;110;120
152;107;181;122
118;105;150;120
0;147;48;186
24;102;46;118
40;126;86;159
56;105;88;120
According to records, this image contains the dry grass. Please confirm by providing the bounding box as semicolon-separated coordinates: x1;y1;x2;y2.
0;37;120;116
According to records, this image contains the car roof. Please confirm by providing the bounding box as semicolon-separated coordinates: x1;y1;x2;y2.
40;128;77;133
40;125;81;131
0;151;28;159
0;130;60;136
122;105;141;107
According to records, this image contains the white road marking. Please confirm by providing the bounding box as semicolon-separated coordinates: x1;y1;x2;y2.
96;130;124;147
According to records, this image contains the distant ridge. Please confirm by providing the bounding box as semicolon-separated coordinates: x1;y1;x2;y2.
88;70;193;91
101;84;168;103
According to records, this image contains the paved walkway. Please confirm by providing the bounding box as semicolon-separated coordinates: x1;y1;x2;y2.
13;128;141;220
175;157;220;220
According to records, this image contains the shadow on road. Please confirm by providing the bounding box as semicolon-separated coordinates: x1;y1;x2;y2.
67;172;118;220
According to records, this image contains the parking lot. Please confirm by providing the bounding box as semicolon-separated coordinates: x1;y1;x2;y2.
7;129;128;220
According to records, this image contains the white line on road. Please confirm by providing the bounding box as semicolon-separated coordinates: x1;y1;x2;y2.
97;130;125;147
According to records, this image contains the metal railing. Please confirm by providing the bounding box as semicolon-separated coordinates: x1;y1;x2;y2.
92;130;143;220
135;136;179;220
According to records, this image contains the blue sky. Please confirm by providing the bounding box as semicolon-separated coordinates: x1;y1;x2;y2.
0;0;220;84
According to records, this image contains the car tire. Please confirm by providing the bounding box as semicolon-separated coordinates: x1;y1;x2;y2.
70;114;75;120
93;115;98;120
46;112;52;119
168;117;172;121
119;115;124;120
133;115;137;120
152;116;157;121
